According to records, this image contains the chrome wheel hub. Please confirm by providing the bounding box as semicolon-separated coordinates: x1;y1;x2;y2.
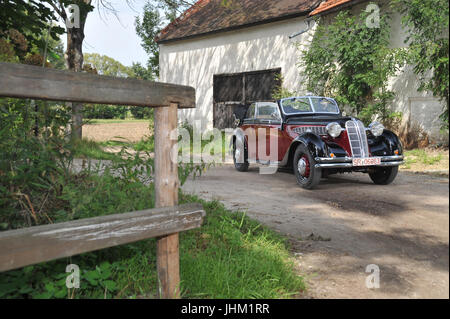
298;158;307;176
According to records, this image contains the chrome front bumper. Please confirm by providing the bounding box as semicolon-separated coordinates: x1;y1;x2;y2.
314;155;404;169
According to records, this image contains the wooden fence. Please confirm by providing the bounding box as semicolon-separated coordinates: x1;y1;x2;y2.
0;62;202;299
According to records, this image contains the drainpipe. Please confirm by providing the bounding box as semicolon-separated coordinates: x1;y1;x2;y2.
289;17;316;39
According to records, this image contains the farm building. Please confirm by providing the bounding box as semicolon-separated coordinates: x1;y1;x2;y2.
156;0;448;145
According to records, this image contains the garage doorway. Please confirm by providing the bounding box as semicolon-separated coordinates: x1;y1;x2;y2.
213;68;281;129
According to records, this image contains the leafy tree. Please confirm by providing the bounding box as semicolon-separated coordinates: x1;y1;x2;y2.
129;62;155;118
300;5;405;125
84;53;133;77
0;0;64;56
135;1;196;78
43;0;136;139
131;62;155;81
83;53;133;119
135;2;164;78
392;0;449;130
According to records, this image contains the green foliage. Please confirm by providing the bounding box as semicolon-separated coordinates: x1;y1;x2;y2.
135;2;165;78
179;195;305;298
83;104;129;120
0;194;304;299
403;149;444;168
271;74;296;100
84;53;134;77
392;0;449;130
0;98;73;229
71;139;119;161
0;0;65;57
130;62;155;81
300;5;405;125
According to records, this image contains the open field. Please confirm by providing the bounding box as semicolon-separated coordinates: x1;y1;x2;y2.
83;121;152;142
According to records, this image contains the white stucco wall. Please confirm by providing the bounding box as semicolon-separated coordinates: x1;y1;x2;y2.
159;3;448;143
159;16;314;131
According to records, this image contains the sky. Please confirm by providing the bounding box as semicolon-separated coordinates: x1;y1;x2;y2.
61;1;149;67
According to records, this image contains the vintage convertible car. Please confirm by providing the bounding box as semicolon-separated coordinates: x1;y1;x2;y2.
231;96;404;189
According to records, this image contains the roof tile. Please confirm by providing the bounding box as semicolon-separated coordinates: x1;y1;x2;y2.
309;0;355;16
156;0;322;43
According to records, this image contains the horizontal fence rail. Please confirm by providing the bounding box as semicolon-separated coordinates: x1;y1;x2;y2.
0;203;205;272
0;62;195;108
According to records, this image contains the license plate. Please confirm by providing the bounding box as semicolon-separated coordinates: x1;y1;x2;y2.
352;157;381;167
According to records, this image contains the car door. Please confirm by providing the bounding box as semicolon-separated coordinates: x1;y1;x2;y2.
254;102;282;163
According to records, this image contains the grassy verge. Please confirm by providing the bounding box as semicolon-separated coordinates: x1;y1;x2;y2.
401;148;448;171
0;174;304;299
72;139;120;161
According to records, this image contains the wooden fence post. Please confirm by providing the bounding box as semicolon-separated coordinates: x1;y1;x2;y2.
154;102;180;299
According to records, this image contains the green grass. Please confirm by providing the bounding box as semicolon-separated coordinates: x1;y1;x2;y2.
72;139;119;161
402;149;444;168
0;174;304;299
178;195;304;298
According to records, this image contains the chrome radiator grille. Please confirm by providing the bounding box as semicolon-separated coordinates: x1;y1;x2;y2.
345;120;369;158
292;126;327;136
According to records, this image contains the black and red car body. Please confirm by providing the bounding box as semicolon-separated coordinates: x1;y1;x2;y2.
231;96;404;189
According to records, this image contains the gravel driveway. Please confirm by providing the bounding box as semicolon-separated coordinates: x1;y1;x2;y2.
182;165;449;299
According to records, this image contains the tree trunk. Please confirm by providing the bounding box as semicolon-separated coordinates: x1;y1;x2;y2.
65;21;86;140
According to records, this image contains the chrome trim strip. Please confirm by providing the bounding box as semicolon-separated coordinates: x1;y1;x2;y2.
380;155;404;161
279;96;341;116
377;161;405;167
315;155;404;163
293;126;327;136
315;161;404;169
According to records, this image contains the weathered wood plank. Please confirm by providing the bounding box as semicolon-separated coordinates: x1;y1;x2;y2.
155;103;181;299
0;62;195;108
0;203;205;272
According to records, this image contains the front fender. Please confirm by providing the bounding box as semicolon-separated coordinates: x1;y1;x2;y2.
368;129;403;156
281;133;328;166
296;133;328;158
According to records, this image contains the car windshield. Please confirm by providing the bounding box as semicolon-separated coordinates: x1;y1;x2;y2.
281;97;339;114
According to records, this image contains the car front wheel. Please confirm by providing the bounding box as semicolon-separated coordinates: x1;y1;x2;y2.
369;166;398;185
293;144;321;189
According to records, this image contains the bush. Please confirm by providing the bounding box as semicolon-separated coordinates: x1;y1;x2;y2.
129;106;153;119
83;104;128;119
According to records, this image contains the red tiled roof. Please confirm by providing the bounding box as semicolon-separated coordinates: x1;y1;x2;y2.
156;0;322;43
310;0;357;16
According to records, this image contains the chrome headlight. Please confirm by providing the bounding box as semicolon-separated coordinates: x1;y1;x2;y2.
326;122;343;138
369;121;385;137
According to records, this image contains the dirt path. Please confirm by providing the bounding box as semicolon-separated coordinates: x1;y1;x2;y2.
182;165;449;299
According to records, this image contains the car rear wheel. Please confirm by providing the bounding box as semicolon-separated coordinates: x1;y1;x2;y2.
369;166;398;185
293;144;321;189
233;138;249;172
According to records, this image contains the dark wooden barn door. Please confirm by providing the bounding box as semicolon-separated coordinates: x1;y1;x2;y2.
213;68;281;129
